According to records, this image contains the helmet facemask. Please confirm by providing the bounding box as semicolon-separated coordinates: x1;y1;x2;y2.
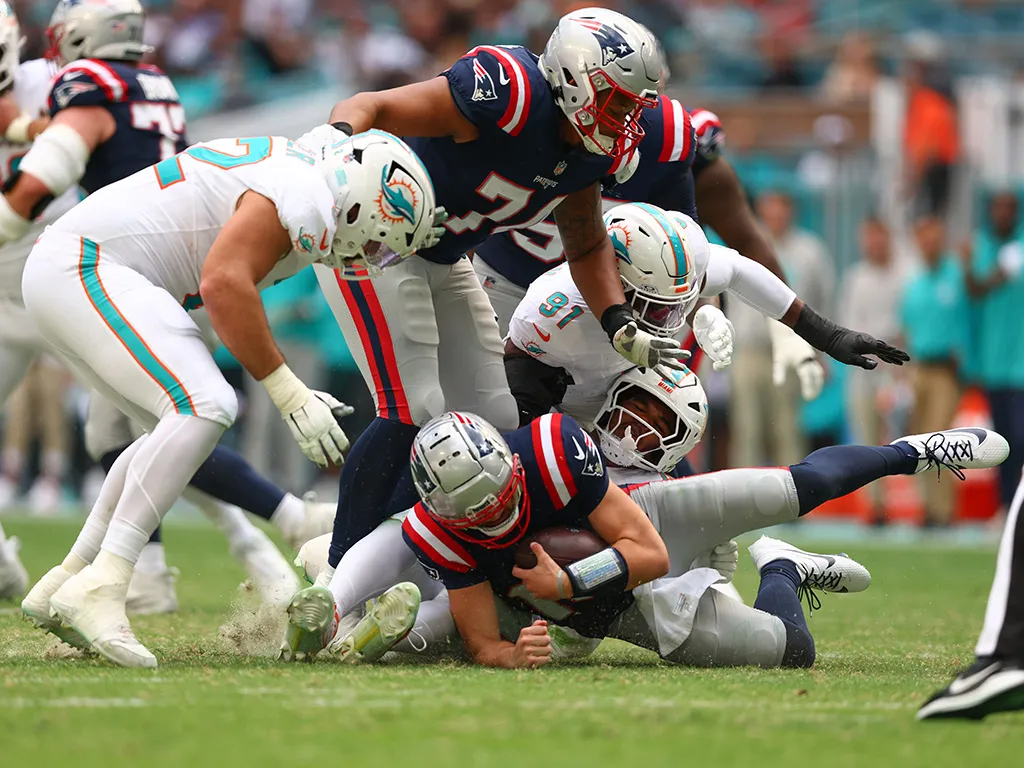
597;384;690;473
570;72;656;158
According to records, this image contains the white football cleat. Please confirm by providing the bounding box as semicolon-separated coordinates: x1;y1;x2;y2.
894;427;1009;478
21;565;90;650
126;567;179;616
28;478;62;516
50;564;157;668
748;536;871;594
233;531;301;610
326;582;421;664
279;585;338;661
0;535;29;599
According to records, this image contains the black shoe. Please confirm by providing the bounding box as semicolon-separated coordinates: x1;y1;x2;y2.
917;657;1024;720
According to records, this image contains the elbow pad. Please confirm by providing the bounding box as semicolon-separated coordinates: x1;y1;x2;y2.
504;352;573;427
18;124;90;198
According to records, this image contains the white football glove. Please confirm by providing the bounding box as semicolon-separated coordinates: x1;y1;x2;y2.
768;319;825;401
612;321;691;379
420;206;448;250
691;540;739;583
692;305;735;371
261;364;353;467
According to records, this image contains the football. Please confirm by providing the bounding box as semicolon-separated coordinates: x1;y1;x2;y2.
513;527;607;569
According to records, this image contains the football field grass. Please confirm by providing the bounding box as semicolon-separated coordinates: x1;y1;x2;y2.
1;515;1022;768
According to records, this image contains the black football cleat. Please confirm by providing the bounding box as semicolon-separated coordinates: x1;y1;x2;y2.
917;657;1024;721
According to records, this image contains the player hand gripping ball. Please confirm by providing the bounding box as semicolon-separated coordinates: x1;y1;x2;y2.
692;305;734;371
512;542;569;602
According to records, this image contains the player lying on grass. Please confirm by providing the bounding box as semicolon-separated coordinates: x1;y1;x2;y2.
507;201;909;429
283;379;1008;667
18;125;441;668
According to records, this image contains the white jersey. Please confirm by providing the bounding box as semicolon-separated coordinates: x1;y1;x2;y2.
0;58;82;299
46;135;337;306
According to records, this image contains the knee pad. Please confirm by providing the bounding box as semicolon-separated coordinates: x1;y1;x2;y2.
190;377;238;428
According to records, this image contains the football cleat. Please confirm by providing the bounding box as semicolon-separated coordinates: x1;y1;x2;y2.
49;565;157;668
326;582;420;664
279;585;338;661
232;531;301;611
21;565;91;650
282;492;336;551
0;535;29;599
918;657;1024;720
893;428;1009;479
749;536;871;613
126;567;179;616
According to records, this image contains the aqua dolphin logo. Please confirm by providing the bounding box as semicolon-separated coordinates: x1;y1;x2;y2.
380;166;417;223
610;229;631;264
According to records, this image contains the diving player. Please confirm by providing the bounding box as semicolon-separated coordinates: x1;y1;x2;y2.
18;125;440;668
507;202;907;428
311;8;694;587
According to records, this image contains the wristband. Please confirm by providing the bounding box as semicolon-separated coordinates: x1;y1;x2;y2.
5;113;32;144
331;121;354;136
600;303;634;343
565;547;629;599
260;363;309;414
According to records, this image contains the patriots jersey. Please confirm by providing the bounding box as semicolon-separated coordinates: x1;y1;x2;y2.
688;107;724;179
48;59;187;194
406;45;624;265
402;412;632;639
473;94;697;289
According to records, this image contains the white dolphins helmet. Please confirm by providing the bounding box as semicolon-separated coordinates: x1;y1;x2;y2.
297;125;438;280
410;412;529;549
539;7;662;158
595;366;708;474
604;203;710;336
0;3;21;94
46;0;150;65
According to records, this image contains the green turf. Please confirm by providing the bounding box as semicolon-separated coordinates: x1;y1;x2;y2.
1;516;1021;767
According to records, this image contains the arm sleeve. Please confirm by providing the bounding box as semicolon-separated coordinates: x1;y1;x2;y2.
504;352;572;427
701;244;797;319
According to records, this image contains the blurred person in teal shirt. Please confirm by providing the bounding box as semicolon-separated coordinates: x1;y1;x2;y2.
900;215;969;527
964;190;1024;510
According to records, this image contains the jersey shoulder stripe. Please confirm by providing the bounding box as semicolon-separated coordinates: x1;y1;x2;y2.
402;503;478;573
658;96;692;163
56;59;129;103
530;413;577;508
464;45;532;136
690;107;722;137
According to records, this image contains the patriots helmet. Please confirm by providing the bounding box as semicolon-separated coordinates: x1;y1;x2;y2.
46;0;150;65
539;7;663;158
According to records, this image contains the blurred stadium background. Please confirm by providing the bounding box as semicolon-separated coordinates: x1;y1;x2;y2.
3;0;1024;532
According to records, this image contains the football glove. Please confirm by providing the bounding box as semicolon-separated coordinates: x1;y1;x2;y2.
768;320;825;401
691;540;739;583
420;206;448;250
261;364;352;467
692;305;734;371
612;321;691;379
793;303;909;370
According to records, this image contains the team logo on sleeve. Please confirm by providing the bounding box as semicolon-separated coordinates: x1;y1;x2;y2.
471;57;498;102
578;433;603;477
294;227;315;254
53;73;98;109
377;165;418;225
521;339;546;358
574;19;635;66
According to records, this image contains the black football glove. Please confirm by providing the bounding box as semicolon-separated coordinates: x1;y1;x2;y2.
794;304;910;370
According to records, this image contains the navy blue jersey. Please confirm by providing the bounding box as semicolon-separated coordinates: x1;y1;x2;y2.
406;45;623;265
688;106;724;180
403;412;631;638
474;94;697;288
48;60;187;194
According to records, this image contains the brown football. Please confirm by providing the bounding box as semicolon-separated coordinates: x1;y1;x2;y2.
514;527;608;569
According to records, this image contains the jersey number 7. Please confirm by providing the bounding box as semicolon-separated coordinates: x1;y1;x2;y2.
130;103;187;160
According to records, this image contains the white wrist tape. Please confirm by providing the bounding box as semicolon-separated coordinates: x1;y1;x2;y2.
260;363;310;415
18;123;90;196
0;192;31;242
5;113;32;144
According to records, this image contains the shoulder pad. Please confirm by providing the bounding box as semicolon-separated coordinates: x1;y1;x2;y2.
690;107;725;161
529;413;605;509
656;96;694;164
49;59;129;112
444;45;539;137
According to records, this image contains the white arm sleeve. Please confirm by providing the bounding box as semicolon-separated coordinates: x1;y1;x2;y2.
701;244;797;320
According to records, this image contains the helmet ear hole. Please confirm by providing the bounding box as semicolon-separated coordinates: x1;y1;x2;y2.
561;67;577;87
346;203;360;225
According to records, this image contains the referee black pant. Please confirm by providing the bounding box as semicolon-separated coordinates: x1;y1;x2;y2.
978;468;1024;659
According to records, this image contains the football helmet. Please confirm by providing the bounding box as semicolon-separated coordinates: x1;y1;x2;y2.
539;8;662;158
410;412;529;549
295;125;438;279
604;203;710;336
46;0;150;65
0;2;21;94
595;366;708;473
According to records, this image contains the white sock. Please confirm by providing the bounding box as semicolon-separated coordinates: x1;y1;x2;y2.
103;414;223;565
328;519;415;616
183;487;261;553
135;542;168;575
69;435;148;566
92;549;135;586
270;493;305;540
313;563;335;588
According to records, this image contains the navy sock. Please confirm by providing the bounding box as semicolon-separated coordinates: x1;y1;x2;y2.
188;444;286;520
789;443;917;516
329;417;421;568
753;559;815;668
